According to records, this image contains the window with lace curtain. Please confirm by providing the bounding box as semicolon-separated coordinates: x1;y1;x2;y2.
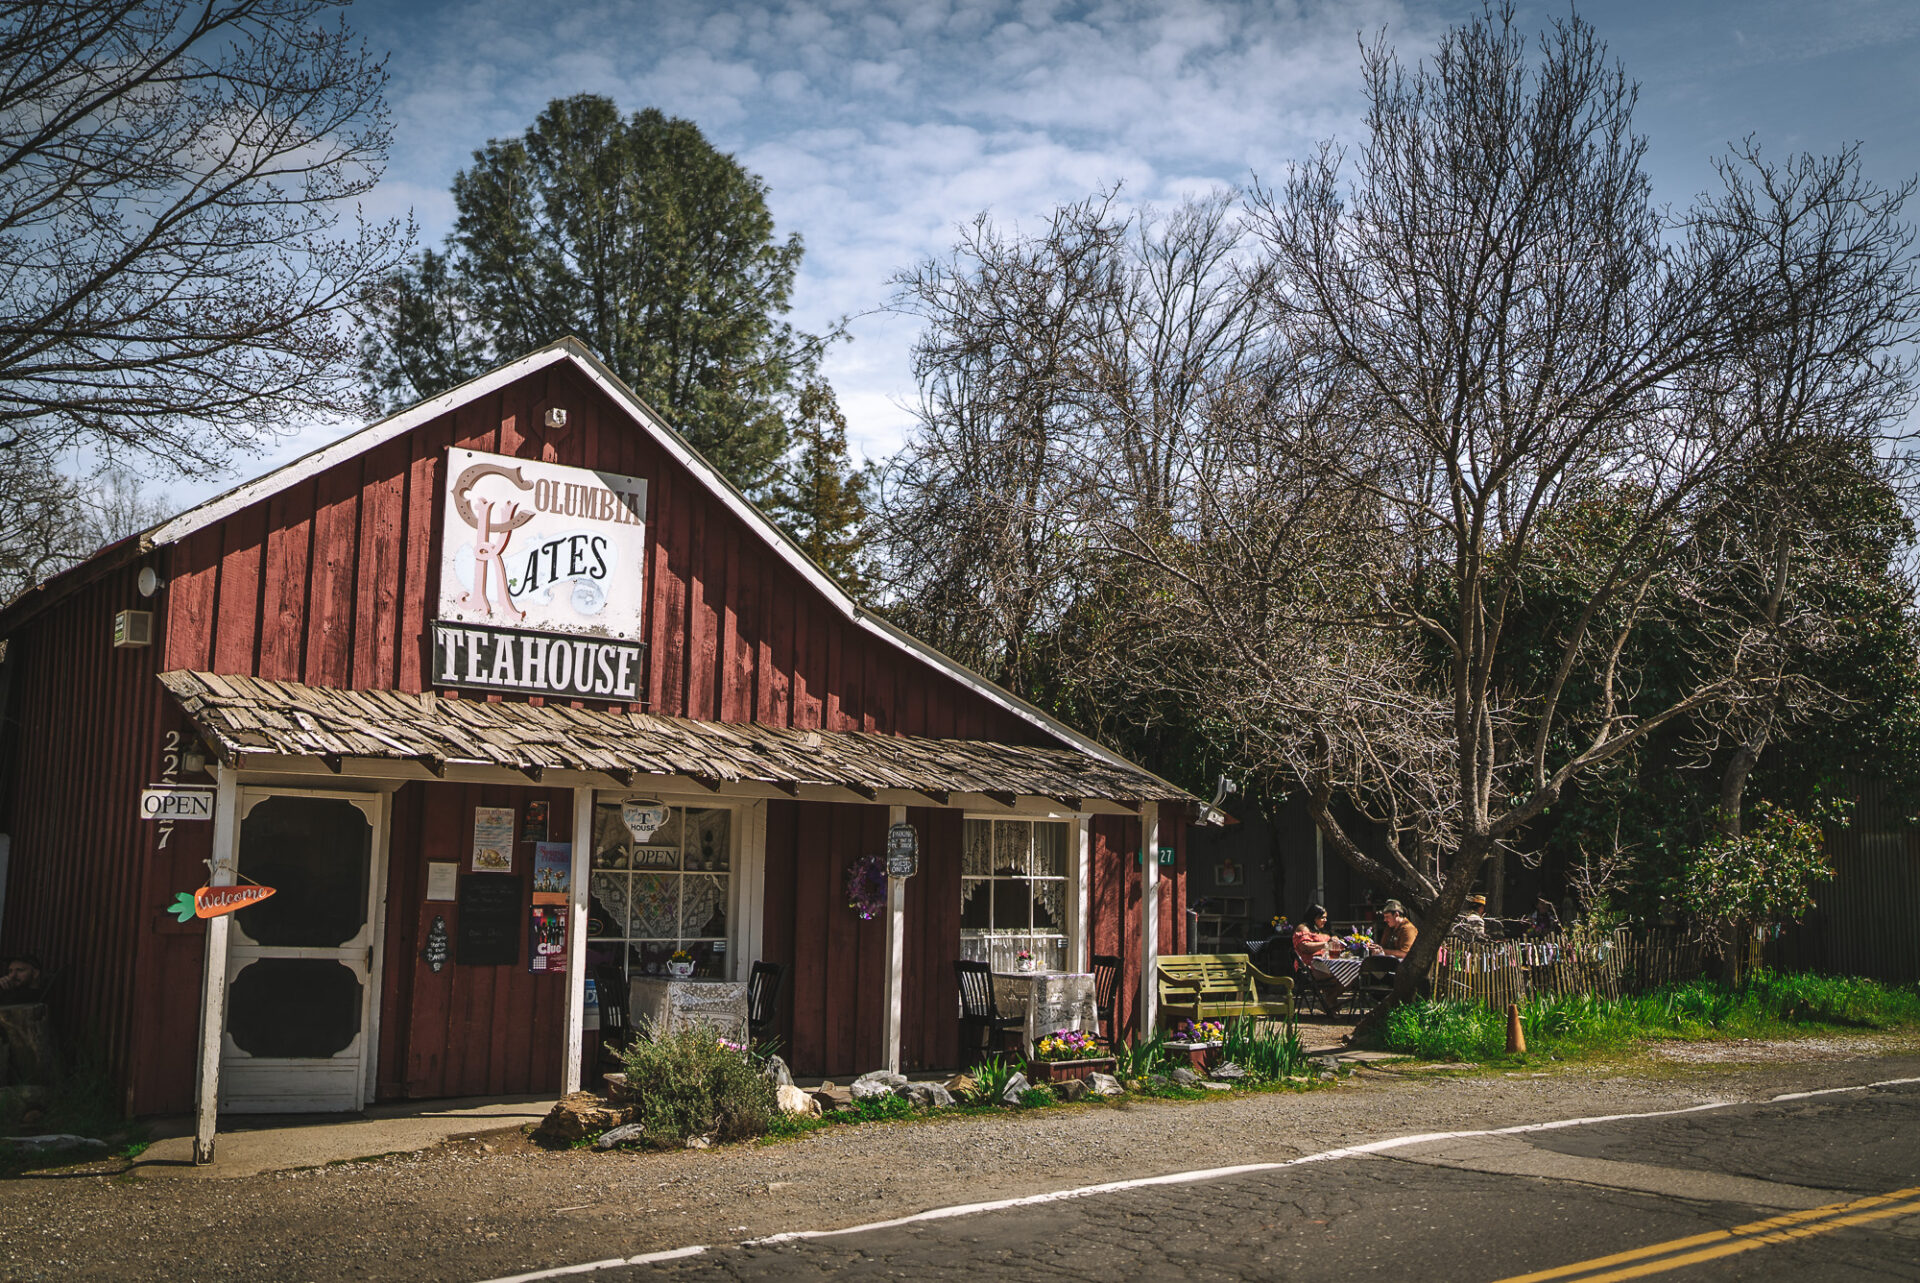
960;818;1070;970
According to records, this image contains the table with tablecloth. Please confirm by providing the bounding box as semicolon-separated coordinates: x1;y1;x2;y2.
628;976;749;1043
989;970;1099;1048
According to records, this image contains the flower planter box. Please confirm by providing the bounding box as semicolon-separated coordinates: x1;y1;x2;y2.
1026;1056;1117;1084
1164;1041;1222;1072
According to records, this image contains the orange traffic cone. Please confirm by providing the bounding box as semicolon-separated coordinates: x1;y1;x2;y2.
1506;1002;1527;1055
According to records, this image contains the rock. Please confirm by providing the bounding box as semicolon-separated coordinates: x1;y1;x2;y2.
1087;1072;1124;1097
761;1055;794;1089
593;1122;646;1150
1169;1067;1202;1087
999;1072;1030;1105
850;1070;908;1101
534;1091;629;1145
1200;1081;1233;1091
1210;1061;1249;1081
776;1084;821;1117
0;1134;108;1154
601;1072;632;1100
685;1134;712;1150
945;1073;979;1098
898;1082;954;1109
1055;1078;1090;1102
1144;1073;1170;1090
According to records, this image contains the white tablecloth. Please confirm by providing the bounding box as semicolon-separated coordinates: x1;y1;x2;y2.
990;971;1099;1048
628;977;749;1042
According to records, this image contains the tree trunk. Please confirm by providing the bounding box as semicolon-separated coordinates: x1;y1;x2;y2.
1718;736;1767;838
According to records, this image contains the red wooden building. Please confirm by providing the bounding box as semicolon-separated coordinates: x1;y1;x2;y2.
0;340;1197;1157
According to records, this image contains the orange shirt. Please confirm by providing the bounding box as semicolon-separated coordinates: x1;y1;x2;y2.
1378;920;1417;955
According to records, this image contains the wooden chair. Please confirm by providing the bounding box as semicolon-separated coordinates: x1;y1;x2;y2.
954;959;1023;1057
1091;954;1121;1047
594;965;632;1070
747;960;786;1045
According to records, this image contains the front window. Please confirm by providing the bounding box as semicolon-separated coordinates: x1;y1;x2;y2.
587;804;732;979
960;818;1069;970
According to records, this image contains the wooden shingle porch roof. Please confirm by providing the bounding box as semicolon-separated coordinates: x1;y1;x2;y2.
159;670;1193;812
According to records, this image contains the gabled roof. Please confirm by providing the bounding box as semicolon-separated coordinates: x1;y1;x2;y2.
1;339;1191;803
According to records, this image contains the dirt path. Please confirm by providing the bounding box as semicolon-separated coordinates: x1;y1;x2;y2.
3;1034;1916;1282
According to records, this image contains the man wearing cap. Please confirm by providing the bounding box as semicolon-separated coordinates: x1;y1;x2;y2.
1453;893;1490;940
1376;901;1417;959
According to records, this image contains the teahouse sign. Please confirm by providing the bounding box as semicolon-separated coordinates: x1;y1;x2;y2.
433;448;650;700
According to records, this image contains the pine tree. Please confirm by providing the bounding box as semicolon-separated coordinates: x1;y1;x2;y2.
768;382;872;596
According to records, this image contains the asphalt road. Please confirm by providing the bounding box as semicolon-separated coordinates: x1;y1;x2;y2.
547;1077;1920;1282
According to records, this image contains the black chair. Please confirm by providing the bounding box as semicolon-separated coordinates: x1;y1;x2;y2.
954;960;1023;1056
594;965;632;1069
747;960;786;1045
1091;954;1121;1047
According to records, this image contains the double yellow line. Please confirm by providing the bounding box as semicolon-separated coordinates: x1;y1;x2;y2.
1492;1186;1920;1283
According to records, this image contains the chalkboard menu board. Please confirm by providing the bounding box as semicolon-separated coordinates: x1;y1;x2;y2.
456;873;521;966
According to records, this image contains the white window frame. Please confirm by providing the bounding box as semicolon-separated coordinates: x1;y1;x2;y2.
960;813;1084;972
585;794;748;981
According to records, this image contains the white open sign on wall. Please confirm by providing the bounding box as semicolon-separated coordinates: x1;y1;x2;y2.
140;786;215;821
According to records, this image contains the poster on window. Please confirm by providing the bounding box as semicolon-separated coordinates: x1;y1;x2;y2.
532;842;571;905
529;906;568;972
471;806;516;872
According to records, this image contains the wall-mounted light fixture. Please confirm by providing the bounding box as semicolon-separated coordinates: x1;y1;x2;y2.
544;407;568;429
137;566;164;597
180;738;209;776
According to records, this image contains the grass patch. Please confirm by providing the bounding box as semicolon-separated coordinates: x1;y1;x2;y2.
1375;969;1920;1063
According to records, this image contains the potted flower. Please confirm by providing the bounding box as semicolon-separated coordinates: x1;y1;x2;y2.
1026;1028;1115;1084
666;949;696;979
1015;947;1036;973
1167;1017;1227;1070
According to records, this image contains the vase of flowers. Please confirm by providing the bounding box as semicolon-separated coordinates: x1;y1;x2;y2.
1015;948;1036;973
1027;1028;1114;1083
666;949;695;979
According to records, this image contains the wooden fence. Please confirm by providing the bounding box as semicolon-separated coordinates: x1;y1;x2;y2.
1430;929;1714;1009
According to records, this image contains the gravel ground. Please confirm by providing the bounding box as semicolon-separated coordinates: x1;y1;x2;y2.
3;1032;1916;1283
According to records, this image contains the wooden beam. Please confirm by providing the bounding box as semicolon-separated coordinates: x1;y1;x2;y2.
562;785;594;1095
602;767;637;787
916;788;951;806
192;768;240;1164
521;765;546;784
320;754;344;774
413;753;447;778
844;781;878;802
687;774;723;793
1052;795;1084;813
771;779;801;797
983;789;1017;809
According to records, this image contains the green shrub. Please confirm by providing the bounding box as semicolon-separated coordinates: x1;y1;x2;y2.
1111;1032;1168;1080
619;1026;777;1148
1017;1084;1056;1107
1223;1018;1309;1081
962;1053;1019;1104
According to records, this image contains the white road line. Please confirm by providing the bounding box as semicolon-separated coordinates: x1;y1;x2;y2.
475;1074;1920;1281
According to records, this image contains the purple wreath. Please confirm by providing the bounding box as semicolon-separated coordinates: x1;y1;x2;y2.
846;853;888;920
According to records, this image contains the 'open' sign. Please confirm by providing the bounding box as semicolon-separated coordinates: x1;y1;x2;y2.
139;786;215;821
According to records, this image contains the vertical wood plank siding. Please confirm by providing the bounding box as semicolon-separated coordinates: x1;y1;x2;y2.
0;563;178;1114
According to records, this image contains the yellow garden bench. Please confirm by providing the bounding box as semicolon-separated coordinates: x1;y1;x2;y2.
1156;953;1294;1029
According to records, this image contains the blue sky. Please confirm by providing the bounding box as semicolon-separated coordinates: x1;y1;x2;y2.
171;0;1920;504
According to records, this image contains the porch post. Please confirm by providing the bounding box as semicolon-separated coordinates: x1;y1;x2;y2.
883;804;907;1074
192;766;239;1164
562;784;595;1095
1137;800;1160;1039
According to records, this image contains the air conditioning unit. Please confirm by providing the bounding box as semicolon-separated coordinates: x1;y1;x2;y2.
113;609;154;648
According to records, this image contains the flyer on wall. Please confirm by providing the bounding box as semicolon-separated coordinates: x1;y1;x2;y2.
529;906;568;972
532;842;571;905
471;806;516;872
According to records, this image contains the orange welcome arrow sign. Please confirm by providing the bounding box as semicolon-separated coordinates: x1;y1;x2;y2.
166;885;276;922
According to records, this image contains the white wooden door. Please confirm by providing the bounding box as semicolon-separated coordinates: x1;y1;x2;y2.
220;790;386;1114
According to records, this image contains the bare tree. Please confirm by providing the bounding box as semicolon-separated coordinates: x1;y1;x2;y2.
1096;5;1917;1016
0;0;407;472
